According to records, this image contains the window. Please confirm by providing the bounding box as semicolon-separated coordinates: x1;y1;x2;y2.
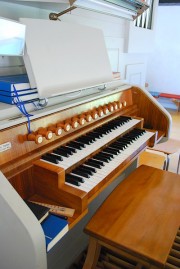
134;0;154;29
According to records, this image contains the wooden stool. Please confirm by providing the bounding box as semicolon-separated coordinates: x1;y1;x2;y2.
83;166;180;269
172;98;180;112
148;139;180;174
138;151;166;170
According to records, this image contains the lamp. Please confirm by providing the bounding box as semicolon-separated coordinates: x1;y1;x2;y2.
49;0;149;21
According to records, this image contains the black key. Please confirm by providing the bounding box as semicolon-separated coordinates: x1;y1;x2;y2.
75;137;91;145
77;166;93;176
68;141;84;150
65;177;81;186
88;132;102;139
59;146;76;154
108;146;121;153
78;135;94;143
124;133;139;138
85;133;97;140
50;153;63;161
95;128;109;135
93;155;110;163
53;149;70;157
81;165;97;173
57;147;73;154
85;160;102;169
41;154;59;164
90;131;104;138
57;147;73;155
72;169;90;178
102;150;114;158
103;148;118;155
115;140;129;147
91;159;105;166
118;138;132;144
120;116;131;120
133;128;146;134
67;174;85;183
96;127;111;133
65;146;77;153
96;152;112;160
111;142;126;150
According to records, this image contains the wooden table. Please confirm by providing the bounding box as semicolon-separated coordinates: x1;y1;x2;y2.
149;139;180;173
83;166;180;269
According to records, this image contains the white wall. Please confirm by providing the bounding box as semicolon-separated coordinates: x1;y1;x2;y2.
0;0;152;84
146;6;180;94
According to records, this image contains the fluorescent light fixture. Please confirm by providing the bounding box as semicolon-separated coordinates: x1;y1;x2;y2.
71;0;137;20
49;0;149;21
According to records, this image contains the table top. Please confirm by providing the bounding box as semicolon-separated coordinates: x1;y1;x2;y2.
151;139;180;154
84;165;180;268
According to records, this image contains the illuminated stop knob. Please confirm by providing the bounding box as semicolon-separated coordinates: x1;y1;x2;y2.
57;122;71;132
112;102;118;110
78;116;86;125
38;128;53;140
123;101;127;107
117;101;123;109
71;118;79;129
48;125;62;136
74;116;86;126
82;113;92;122
91;110;98;120
102;106;109;115
97;107;103;117
107;103;114;112
27;133;43;144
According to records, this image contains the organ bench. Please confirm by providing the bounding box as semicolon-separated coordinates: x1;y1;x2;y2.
83;165;180;269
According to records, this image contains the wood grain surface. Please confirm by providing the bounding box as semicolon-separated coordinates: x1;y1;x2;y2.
84;165;180;267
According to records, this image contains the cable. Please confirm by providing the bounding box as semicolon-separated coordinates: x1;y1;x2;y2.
13;85;33;134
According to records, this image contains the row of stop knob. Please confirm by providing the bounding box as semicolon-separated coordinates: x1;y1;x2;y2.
26;101;127;144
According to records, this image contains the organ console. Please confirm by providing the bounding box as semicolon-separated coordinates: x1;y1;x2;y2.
0;81;172;269
0;84;171;218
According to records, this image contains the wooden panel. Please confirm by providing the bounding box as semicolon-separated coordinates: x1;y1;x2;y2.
8;167;34;199
131;86;169;138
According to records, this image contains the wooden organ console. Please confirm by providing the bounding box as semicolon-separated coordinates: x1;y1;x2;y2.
0;84;171;269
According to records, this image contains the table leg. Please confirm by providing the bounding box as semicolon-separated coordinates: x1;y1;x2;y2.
178;101;180;112
82;237;101;269
163;160;166;170
166;154;170;171
177;153;180;174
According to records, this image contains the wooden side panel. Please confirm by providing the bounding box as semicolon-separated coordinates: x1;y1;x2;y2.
33;160;88;213
131;87;169;138
8;167;35;199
